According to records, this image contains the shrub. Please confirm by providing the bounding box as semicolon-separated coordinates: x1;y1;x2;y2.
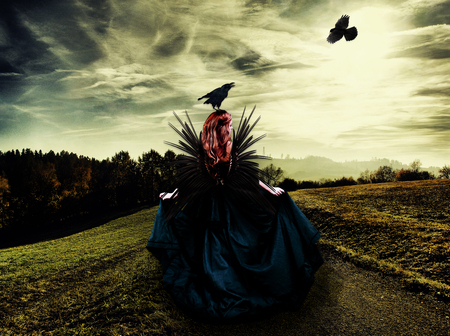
396;169;435;181
278;178;299;191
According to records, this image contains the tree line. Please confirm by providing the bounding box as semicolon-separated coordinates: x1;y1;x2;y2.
1;151;449;237
0;149;177;236
356;159;449;184
262;160;450;192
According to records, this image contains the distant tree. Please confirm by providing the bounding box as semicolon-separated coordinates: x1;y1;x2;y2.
160;150;177;192
45;150;57;165
298;180;319;189
357;169;371;184
89;158;114;209
438;165;450;179
409;159;422;173
334;176;357;187
396;168;415;181
109;151;138;206
260;164;284;186
138;150;163;203
0;175;9;199
278;178;298;191
318;178;334;188
72;158;92;198
372;166;396;183
34;162;61;215
56;152;91;199
419;171;435;180
0;148;177;234
395;168;434;181
0;174;11;229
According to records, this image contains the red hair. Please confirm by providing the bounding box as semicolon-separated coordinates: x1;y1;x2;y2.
202;111;232;170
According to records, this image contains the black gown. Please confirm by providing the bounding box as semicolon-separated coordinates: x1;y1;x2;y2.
146;109;323;322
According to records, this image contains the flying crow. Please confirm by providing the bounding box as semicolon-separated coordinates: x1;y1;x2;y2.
198;82;235;110
327;15;358;44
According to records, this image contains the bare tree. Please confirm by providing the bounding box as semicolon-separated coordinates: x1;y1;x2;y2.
438;165;450;179
260;164;284;186
409;159;422;173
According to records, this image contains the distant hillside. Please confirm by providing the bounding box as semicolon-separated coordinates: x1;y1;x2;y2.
256;156;441;181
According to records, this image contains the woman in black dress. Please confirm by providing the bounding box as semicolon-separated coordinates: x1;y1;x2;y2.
147;107;323;322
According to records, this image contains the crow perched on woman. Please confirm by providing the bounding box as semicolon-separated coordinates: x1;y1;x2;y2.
198;82;235;110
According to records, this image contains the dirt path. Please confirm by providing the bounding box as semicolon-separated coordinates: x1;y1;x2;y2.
186;245;450;335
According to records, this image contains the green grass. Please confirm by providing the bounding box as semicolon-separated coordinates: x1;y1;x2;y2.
0;207;190;335
291;179;450;300
1;179;449;335
1;210;155;284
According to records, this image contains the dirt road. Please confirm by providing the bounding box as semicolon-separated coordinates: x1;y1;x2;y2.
186;245;450;335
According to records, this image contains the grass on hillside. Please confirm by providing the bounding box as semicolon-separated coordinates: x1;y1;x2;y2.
0;207;191;335
291;179;450;301
1;179;449;335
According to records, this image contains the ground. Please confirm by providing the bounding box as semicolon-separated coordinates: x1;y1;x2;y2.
184;245;450;335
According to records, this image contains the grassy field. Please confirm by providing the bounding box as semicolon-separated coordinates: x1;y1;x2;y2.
0;207;189;335
291;179;450;300
1;179;449;335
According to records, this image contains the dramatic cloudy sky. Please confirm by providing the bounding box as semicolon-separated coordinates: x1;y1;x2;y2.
1;0;450;167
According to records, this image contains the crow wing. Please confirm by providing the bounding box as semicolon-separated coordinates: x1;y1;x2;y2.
327;30;344;44
198;87;220;100
335;14;350;29
344;26;358;41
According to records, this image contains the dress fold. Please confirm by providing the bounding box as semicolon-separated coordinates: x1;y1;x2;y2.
147;189;323;321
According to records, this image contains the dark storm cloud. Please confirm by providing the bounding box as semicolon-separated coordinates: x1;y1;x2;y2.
273;0;405;24
0;59;21;75
78;0;113;35
0;75;25;103
0;103;43;137
337;109;450;152
191;30;311;78
394;112;450;152
398;112;450;133
121;78;173;92
231;50;269;70
390;34;435;49
0;4;61;76
410;1;450;27
154;29;190;57
17;1;105;67
191;34;266;74
228;47;314;75
387;46;450;59
0;105;19;134
0;0;109;104
387;24;450;59
1;0;448;166
0;0;313;107
4;1;105;69
414;86;450;97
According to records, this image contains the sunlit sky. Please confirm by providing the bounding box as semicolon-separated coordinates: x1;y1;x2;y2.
1;0;450;167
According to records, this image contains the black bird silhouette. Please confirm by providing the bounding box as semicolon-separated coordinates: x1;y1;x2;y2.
198;82;235;110
327;15;358;44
